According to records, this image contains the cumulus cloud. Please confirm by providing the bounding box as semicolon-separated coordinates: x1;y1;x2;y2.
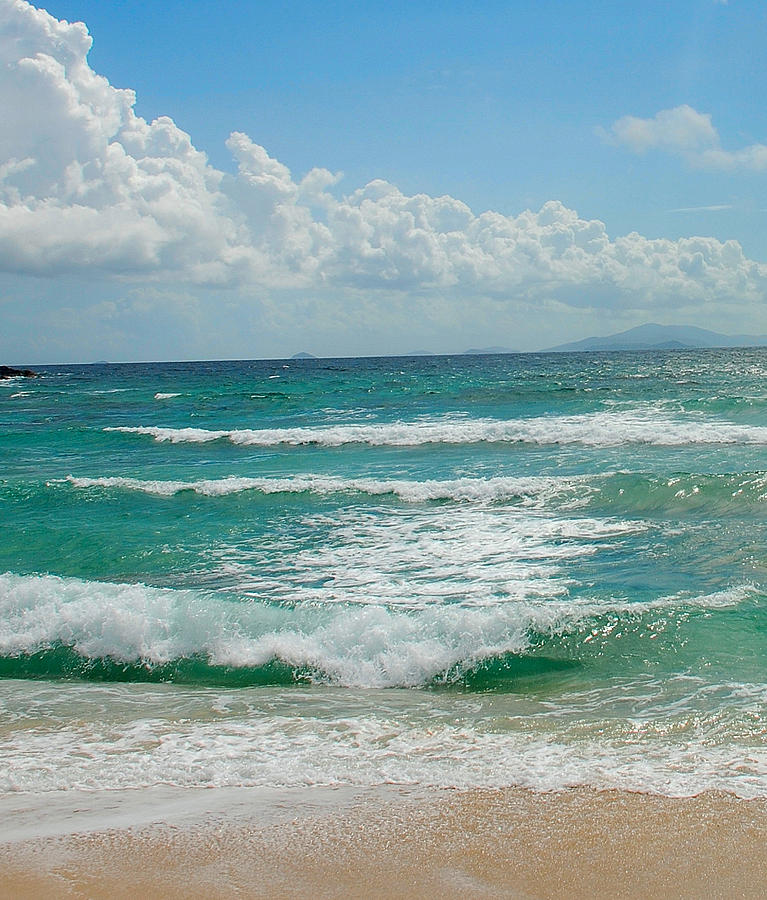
605;104;767;172
1;0;766;318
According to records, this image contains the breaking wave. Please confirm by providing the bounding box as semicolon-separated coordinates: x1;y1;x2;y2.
103;411;767;448
61;473;591;505
0;573;755;689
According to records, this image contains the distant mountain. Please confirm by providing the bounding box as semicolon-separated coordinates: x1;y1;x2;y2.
463;346;516;355
290;351;317;359
544;324;767;353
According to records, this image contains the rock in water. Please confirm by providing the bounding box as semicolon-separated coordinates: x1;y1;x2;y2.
0;365;38;379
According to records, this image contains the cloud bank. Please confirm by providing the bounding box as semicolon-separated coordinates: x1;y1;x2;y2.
1;0;766;354
606;105;767;173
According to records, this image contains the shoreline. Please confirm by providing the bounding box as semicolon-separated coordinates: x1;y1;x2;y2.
2;785;767;898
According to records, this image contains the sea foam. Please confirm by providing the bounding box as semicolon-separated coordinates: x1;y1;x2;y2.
104;410;767;448
47;489;644;610
5;675;767;796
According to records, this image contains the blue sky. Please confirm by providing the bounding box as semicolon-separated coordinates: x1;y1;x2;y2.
2;0;767;361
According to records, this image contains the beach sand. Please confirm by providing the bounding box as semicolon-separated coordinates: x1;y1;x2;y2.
1;786;766;898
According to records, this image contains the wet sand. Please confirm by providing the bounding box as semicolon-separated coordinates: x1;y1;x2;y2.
2;786;767;898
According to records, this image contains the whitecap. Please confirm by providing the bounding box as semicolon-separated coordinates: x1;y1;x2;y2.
63;472;597;506
104;410;767;448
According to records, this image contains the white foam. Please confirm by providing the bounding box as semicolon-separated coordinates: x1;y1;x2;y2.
63;473;595;506
154;392;181;399
206;501;644;610
104;410;767;448
3;674;767;797
52;489;641;610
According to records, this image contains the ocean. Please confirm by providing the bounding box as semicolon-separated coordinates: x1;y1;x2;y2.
3;349;767;801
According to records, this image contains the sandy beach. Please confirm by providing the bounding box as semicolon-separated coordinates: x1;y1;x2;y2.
2;786;766;899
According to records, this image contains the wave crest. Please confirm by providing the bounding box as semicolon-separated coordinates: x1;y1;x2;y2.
0;573;755;688
104;412;767;448
62;473;590;505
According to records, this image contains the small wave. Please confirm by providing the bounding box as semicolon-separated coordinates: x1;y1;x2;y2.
62;473;594;506
0;573;755;689
6;675;767;795
6;672;767;796
104;411;767;448
154;392;181;400
592;471;767;516
57;469;767;521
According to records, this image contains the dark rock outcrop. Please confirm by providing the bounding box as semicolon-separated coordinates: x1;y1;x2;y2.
0;366;38;379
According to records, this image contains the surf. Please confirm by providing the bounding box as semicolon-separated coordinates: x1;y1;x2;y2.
0;572;756;689
104;410;767;448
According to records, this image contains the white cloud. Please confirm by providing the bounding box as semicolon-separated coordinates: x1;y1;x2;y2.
605;104;767;172
607;105;718;155
0;0;249;282
0;0;766;333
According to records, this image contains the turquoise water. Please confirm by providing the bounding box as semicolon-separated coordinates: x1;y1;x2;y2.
3;349;767;796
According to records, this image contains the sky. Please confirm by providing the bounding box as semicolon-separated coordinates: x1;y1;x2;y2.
2;0;767;362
